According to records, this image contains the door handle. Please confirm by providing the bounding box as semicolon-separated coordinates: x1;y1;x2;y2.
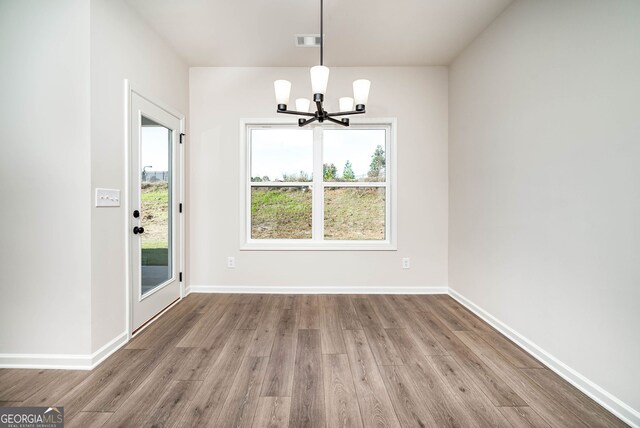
133;226;145;235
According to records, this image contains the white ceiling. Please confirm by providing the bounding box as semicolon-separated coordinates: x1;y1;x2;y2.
125;0;513;67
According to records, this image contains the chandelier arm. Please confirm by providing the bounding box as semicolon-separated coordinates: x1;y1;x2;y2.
325;116;349;127
326;109;366;117
277;109;316;117
299;117;318;127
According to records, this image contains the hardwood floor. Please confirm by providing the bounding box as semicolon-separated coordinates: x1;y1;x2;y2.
0;294;628;427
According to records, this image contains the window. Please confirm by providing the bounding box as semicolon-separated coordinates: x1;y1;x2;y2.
241;120;396;250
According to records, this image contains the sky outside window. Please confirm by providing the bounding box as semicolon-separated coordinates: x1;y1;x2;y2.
141;126;170;172
251;128;386;182
251;129;313;181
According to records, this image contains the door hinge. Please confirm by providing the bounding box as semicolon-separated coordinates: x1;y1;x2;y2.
179;203;183;213
180;133;185;144
179;272;183;282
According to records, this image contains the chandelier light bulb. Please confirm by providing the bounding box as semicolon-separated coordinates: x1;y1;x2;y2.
295;98;311;113
310;66;330;95
339;97;354;112
353;79;371;106
274;80;292;105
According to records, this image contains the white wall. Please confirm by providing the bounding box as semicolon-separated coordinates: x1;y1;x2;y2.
89;0;189;352
0;0;188;359
189;67;448;290
449;0;640;418
0;0;92;355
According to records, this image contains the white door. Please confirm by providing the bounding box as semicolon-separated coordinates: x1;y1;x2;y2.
129;92;183;334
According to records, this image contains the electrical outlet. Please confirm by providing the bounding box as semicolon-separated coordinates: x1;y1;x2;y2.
227;257;236;268
402;257;410;269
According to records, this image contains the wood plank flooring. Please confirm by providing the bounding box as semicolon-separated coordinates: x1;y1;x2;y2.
0;294;628;427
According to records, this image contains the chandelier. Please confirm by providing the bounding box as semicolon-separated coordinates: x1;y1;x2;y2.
273;0;370;127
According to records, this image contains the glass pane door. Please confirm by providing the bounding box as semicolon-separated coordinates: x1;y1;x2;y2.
140;116;172;296
130;91;182;333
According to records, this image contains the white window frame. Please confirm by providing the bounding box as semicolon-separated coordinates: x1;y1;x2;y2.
240;118;397;251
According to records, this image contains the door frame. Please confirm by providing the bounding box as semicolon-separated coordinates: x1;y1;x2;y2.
124;79;185;340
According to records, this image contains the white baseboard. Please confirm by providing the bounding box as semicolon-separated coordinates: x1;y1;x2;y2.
0;353;93;370
187;284;448;295
0;331;128;371
89;331;128;368
448;288;639;428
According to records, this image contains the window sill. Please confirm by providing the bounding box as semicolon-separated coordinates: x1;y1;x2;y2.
240;240;397;251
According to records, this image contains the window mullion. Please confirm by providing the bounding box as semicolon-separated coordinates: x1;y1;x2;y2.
312;127;324;241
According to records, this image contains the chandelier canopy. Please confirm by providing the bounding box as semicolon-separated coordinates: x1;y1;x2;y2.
274;0;370;127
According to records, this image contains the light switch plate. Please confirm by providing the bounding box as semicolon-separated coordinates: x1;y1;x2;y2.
95;188;121;207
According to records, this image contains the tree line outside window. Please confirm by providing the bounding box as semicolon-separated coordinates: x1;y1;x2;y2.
251;144;385;183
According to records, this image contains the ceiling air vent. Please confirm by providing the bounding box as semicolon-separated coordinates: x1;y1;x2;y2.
295;34;323;47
